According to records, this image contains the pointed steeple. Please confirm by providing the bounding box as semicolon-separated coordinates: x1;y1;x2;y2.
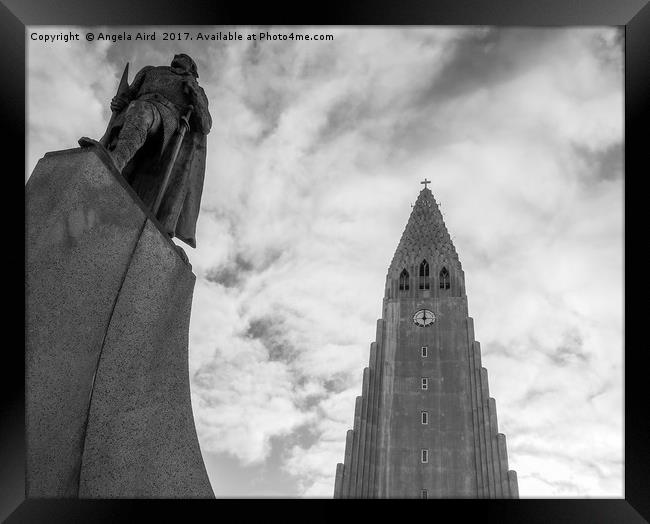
335;179;518;500
389;186;460;272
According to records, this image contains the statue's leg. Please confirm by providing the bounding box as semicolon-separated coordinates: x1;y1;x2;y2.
110;100;161;173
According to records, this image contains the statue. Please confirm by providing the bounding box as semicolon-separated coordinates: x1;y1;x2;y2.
80;53;212;249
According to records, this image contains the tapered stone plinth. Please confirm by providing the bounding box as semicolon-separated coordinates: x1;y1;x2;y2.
26;146;214;498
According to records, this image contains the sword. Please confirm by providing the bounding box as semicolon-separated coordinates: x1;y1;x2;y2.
152;105;194;217
98;62;130;148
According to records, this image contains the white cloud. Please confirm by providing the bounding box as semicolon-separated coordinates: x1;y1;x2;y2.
27;30;117;177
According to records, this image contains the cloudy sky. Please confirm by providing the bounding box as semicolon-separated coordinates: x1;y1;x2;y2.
27;26;623;498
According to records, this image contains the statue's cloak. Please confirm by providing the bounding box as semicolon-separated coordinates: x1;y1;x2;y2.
107;67;211;249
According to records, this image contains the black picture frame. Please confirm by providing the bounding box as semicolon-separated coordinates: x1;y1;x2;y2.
3;1;647;521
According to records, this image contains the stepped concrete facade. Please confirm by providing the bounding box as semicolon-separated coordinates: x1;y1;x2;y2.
25;146;214;498
334;186;518;499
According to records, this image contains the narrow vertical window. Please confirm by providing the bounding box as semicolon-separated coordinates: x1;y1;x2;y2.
421;346;428;357
421;489;428;499
419;259;430;289
439;267;450;289
421;449;429;463
421;378;428;390
421;411;428;424
399;269;410;291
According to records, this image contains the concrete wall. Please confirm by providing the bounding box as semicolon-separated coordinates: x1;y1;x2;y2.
25;147;214;498
386;295;476;498
335;287;518;498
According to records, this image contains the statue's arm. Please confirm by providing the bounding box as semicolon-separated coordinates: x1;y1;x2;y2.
111;66;153;112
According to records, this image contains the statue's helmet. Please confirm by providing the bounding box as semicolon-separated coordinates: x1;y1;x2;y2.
172;53;199;78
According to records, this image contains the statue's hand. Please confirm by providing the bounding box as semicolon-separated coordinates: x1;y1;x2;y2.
110;95;129;112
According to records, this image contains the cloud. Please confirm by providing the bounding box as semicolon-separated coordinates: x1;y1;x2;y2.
27;31;116;176
28;26;623;498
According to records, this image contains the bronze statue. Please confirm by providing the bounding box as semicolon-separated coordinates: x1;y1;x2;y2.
80;53;212;249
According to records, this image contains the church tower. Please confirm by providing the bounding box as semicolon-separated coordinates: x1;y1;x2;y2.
333;181;518;499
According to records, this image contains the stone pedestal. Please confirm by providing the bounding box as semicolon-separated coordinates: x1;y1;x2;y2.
25;146;214;498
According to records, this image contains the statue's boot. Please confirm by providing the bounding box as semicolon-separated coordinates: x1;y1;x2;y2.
78;137;123;174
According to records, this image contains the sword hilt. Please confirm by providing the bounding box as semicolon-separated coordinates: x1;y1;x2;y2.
180;105;194;132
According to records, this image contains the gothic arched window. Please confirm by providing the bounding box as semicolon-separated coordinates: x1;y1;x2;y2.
399;269;410;291
419;260;430;290
439;267;450;289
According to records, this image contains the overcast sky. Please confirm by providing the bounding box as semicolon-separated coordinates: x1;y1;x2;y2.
27;26;623;498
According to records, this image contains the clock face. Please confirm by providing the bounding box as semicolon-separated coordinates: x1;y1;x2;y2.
413;309;435;327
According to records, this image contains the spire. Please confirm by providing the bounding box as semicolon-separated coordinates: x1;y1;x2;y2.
389;184;459;272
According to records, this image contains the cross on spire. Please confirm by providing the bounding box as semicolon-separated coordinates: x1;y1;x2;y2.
420;178;431;189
